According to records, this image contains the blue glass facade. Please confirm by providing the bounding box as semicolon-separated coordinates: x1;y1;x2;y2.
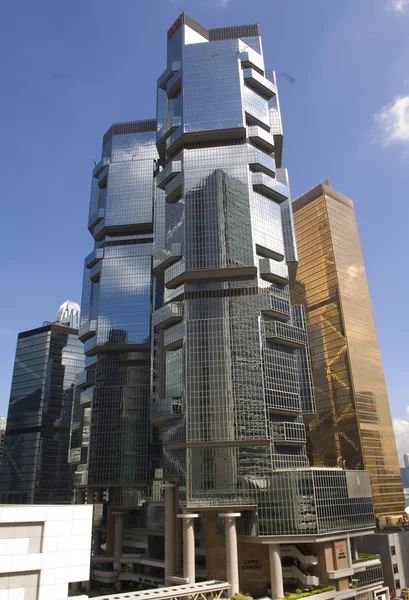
71;121;161;506
0;323;84;504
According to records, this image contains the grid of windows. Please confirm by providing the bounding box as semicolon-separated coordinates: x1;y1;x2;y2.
0;325;84;503
71;125;159;505
292;187;404;516
151;26;376;537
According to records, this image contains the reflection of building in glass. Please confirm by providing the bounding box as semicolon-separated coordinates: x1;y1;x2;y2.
72;15;386;599
0;310;84;504
291;182;404;517
70;120;159;507
150;13;381;600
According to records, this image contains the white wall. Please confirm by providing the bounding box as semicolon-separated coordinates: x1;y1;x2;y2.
0;505;93;600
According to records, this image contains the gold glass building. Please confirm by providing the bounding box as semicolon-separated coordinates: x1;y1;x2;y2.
291;182;404;517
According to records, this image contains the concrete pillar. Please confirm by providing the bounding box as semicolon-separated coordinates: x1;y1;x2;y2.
92;528;102;556
70;582;81;593
175;507;183;571
75;488;85;504
95;488;103;503
346;536;353;567
163;483;176;584
177;513;199;583
112;512;124;591
350;538;359;561
269;544;284;599
219;513;241;597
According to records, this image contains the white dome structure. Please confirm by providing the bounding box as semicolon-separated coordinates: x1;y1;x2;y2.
56;301;81;329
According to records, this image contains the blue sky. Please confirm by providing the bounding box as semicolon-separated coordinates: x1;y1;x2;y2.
1;0;408;459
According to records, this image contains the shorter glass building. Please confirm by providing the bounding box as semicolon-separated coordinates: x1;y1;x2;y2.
0;310;84;504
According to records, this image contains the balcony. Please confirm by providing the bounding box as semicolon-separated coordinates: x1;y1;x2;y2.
259;257;288;284
78;319;97;342
89;261;102;282
248;126;275;152
261;293;291;321
76;368;95;389
88;208;105;231
164;259;186;288
166;70;182;98
270;421;306;445
262;320;306;348
84;335;97;356
85;247;103;269
151;397;184;426
265;390;301;415
238;49;264;74
157;116;182;144
164;259;257;288
248;149;276;177
93;156;110;179
252;172;288;203
166;126;184;154
165;172;182;203
243;68;276;99
158;61;181;90
152;303;183;329
156;160;182;189
153;244;182;273
163;322;185;350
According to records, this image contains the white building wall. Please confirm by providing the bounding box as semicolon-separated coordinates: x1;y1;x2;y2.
0;505;92;600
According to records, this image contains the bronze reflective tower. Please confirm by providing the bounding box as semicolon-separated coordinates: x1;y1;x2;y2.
291;182;404;517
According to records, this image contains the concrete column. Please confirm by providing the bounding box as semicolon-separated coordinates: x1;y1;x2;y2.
269;544;284;600
163;483;176;584
70;582;81;593
346;536;353;567
92;528;102;556
177;513;199;584
112;511;124;591
350;538;359;561
219;513;241;597
95;488;103;503
75;488;85;504
175;507;183;571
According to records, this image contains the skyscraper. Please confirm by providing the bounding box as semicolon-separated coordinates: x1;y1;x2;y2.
151;15;377;597
69;120;159;509
291;181;405;517
0;304;84;504
73;14;385;599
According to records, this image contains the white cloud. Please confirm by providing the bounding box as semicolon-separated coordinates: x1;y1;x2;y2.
387;0;409;11
216;0;230;7
393;406;409;465
374;94;409;145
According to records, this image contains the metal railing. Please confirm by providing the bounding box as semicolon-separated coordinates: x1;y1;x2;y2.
86;579;231;600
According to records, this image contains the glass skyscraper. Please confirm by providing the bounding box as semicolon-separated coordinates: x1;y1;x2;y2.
69;121;159;508
0;306;84;504
291;181;405;517
152;11;375;534
73;14;385;599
